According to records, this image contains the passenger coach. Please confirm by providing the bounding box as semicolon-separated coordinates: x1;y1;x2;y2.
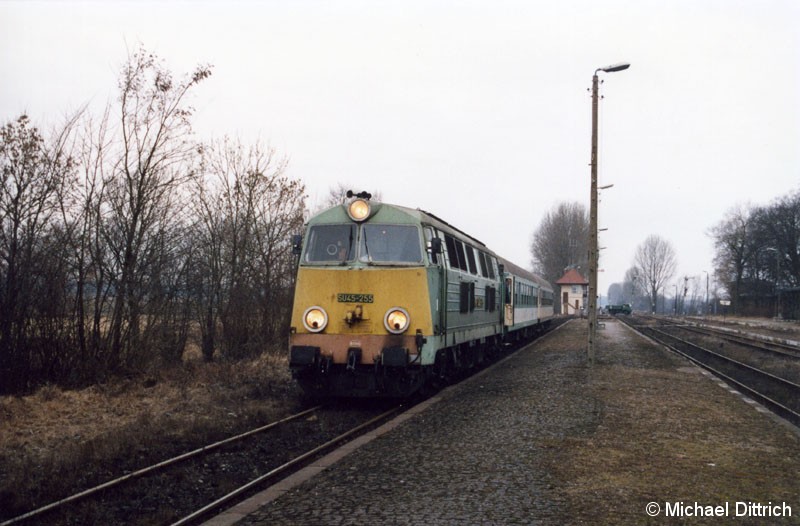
288;193;553;397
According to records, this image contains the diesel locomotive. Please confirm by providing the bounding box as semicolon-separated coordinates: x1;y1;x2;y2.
288;193;554;397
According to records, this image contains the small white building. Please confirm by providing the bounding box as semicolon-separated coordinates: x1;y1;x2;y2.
556;269;589;315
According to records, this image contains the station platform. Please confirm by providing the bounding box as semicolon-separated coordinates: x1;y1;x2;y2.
215;319;800;525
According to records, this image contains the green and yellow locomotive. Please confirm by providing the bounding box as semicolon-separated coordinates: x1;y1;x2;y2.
288;193;553;397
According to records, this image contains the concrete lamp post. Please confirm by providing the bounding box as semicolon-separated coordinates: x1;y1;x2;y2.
588;62;629;365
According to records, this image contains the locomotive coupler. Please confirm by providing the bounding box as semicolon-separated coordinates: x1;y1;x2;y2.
346;348;362;372
318;355;332;374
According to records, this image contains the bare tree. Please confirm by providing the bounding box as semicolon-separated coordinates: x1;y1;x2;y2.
189;137;305;360
607;266;647;310
0;114;78;392
623;266;645;310
0;44;323;391
102;46;211;369
709;204;756;315
632;235;677;314
59;107;119;378
752;191;800;289
530;202;589;308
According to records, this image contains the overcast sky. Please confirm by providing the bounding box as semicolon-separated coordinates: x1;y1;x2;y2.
2;0;798;296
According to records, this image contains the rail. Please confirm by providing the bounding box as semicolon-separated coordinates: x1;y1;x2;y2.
171;405;403;526
1;405;324;526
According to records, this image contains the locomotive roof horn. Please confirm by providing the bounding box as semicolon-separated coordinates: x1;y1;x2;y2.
346;190;372;200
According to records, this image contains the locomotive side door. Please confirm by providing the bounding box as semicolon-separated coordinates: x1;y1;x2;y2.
504;276;514;327
425;226;447;335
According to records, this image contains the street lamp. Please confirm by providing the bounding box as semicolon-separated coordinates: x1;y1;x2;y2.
588;62;630;366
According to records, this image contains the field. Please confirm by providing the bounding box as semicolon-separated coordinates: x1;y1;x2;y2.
0;352;302;519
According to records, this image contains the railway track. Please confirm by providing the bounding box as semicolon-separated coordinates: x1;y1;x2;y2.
629;315;800;380
620;316;800;427
677;324;800;359
1;403;402;526
3;320;565;526
635;314;800;357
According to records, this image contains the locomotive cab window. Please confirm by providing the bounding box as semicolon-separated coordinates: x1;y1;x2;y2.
359;224;422;264
303;224;356;263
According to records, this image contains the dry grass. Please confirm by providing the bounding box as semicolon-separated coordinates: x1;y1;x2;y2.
0;351;303;517
549;321;800;525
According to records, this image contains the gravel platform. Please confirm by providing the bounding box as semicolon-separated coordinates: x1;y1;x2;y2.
232;319;800;525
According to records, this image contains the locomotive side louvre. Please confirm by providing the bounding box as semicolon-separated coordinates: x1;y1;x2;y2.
433;225;504;349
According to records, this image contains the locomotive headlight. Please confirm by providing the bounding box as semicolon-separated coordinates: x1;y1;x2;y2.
347;199;371;222
303;306;328;333
384;307;410;334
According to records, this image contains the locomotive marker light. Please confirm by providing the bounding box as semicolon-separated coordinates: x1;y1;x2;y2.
588;62;630;366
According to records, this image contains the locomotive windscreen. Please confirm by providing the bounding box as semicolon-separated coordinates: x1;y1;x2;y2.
303;224;357;263
359;224;422;264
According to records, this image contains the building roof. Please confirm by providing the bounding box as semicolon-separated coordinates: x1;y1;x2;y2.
556;268;588;285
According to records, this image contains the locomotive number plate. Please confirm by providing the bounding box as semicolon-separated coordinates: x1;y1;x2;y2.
337;293;374;303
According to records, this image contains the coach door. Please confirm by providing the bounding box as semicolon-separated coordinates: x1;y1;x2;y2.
504;276;514;326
